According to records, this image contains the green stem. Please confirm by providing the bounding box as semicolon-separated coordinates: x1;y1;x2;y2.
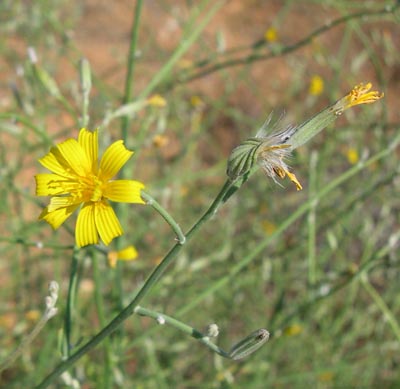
114;0;144;329
134;306;229;358
134;306;269;361
141;191;186;244
36;179;236;388
0;313;55;372
360;273;400;343
92;251;113;389
121;0;144;142
307;151;318;287
186;179;234;238
0;113;52;145
79;58;91;128
63;247;80;359
276;229;400;331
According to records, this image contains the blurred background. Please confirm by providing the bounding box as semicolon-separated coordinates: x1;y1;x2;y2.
1;1;399;387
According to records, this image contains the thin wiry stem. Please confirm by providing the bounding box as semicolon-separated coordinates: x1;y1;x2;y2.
92;250;113;388
136;0;225;100
360;273;400;343
62;248;80;359
134;306;269;361
134;306;230;358
120;0;144;142
0;282;58;372
307;151;318;287
141;191;186;244
169;4;398;87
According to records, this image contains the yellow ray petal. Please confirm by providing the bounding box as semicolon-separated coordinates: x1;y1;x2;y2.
342;82;384;110
99;140;133;181
35;174;84;196
116;245;138;260
103;180;145;203
39;204;79;229
78;128;98;173
47;196;82;212
94;201;123;246
57;139;92;177
35;174;70;196
107;245;138;268
76;203;98;247
285;170;303;191
38;147;77;178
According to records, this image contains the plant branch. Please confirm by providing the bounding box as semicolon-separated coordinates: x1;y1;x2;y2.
121;0;144;142
141;191;186;244
135;306;269;361
134;306;229;358
171;4;398;86
360;272;400;343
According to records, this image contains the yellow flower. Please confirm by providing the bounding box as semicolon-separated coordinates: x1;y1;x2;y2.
283;323;303;336
309;75;324;96
346;147;359;165
107;245;138;268
264;27;278;43
25;309;41;322
290;82;383;149
190;95;205;108
146;94;167;107
35;128;145;247
152;134;169;148
340;82;384;111
261;220;277;235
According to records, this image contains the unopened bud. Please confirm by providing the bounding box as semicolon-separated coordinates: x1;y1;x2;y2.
205;323;219;338
45;296;53;309
45;307;58;320
227;138;260;181
228;329;269;361
48;281;59;297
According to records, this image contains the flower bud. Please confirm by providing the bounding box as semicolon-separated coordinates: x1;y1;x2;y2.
228;328;269;360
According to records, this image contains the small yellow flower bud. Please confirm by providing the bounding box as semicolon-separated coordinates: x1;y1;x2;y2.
264;27;278;43
147;94;167;107
346;148;359;165
309;75;324;96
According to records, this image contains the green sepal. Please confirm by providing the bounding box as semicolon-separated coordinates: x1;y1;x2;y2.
226;138;261;180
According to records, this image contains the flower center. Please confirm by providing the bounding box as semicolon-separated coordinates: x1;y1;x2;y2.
90;175;105;202
79;174;105;202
